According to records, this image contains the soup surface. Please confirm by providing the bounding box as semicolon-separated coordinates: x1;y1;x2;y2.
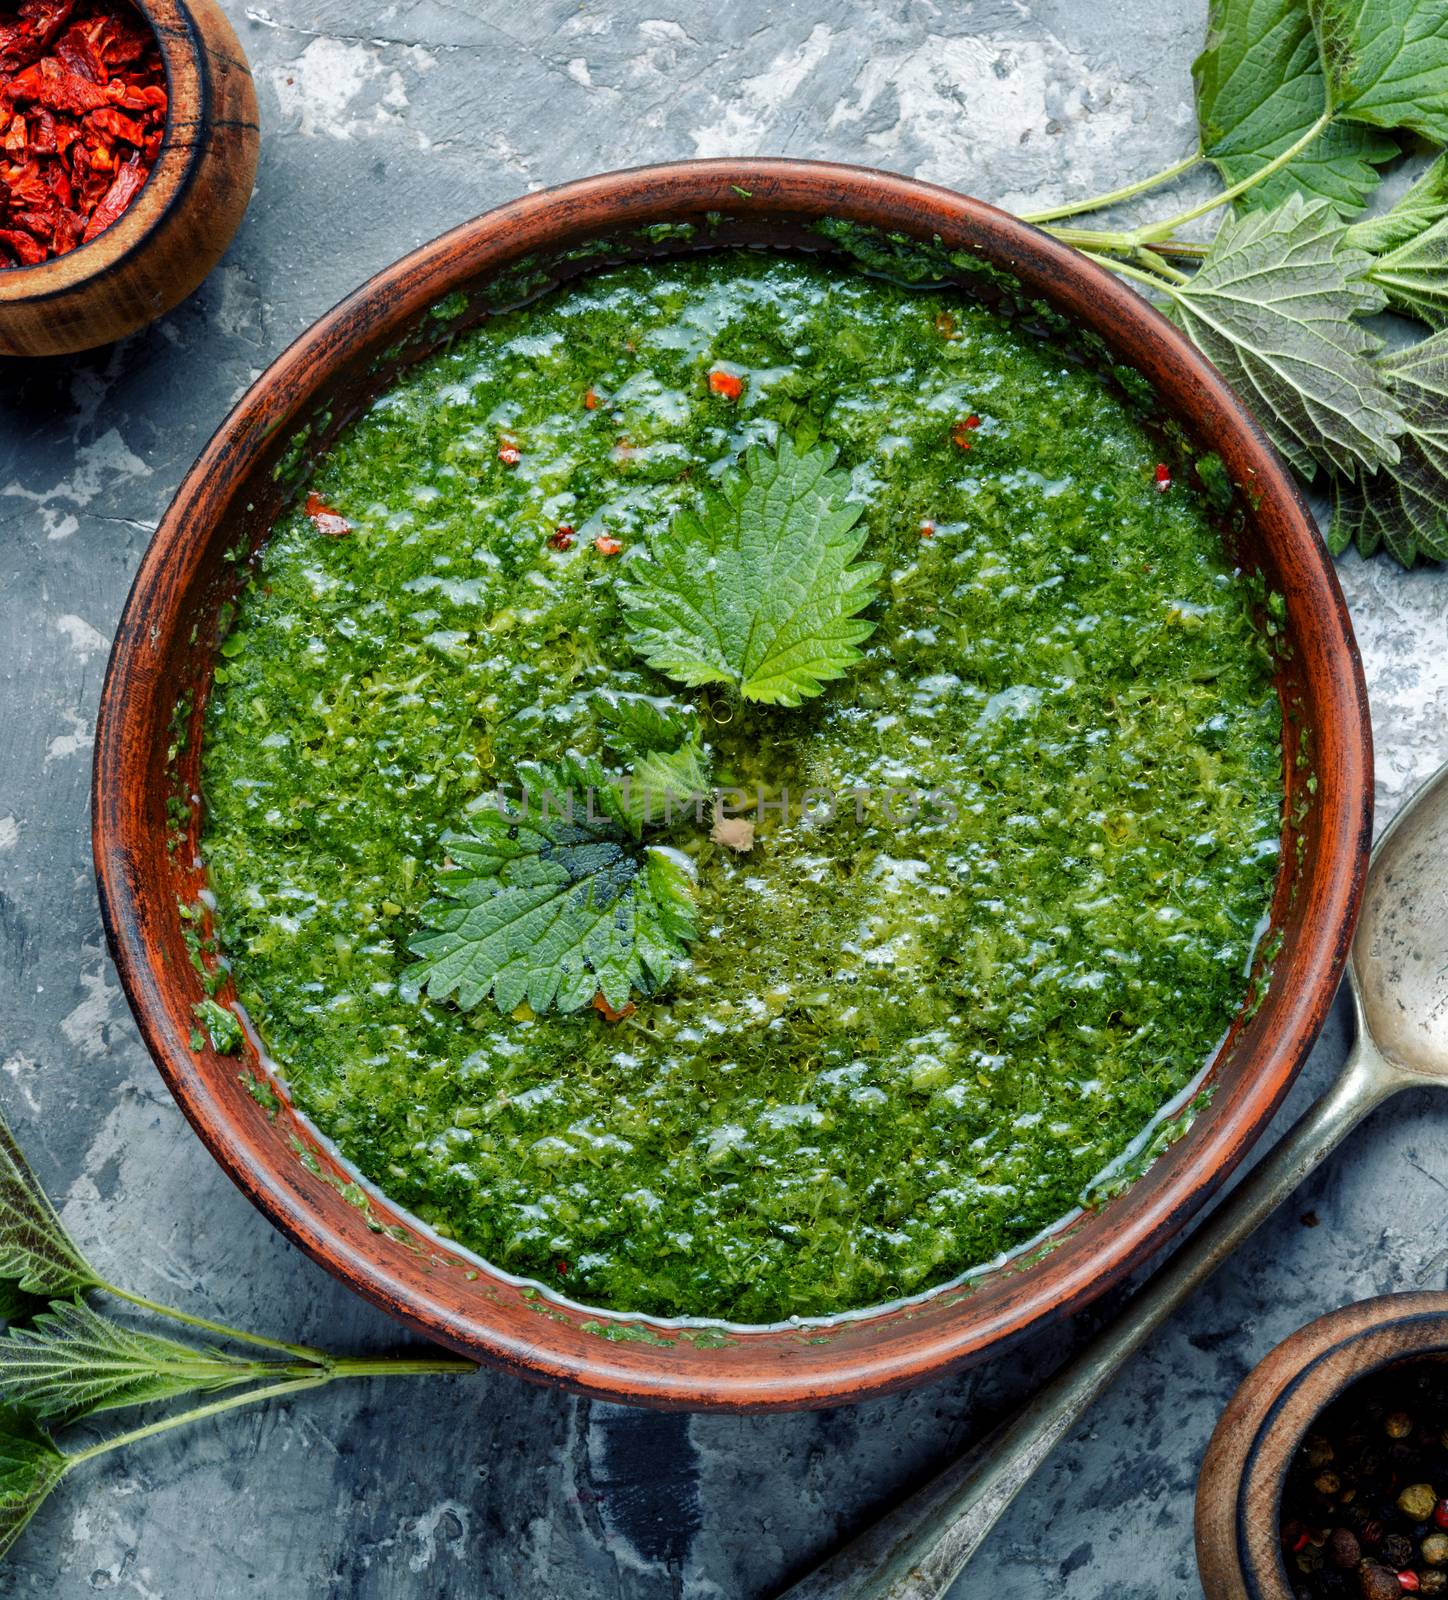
200;249;1283;1323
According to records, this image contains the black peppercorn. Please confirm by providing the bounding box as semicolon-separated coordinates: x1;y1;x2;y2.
1329;1528;1363;1569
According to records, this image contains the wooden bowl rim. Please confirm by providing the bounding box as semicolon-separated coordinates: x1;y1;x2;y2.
0;0;201;301
93;157;1374;1410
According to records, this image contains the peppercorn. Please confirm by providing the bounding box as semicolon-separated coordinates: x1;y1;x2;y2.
1421;1571;1448;1596
1435;1503;1448;1531
1423;1536;1448;1567
1318;1472;1344;1497
1400;1487;1439;1523
1360;1563;1405;1600
1388;1413;1415;1440
1384;1534;1415;1568
1402;1574;1423;1595
1330;1529;1363;1569
1306;1436;1337;1469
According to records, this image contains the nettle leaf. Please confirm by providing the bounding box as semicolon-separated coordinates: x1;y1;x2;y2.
619;436;882;708
1332;332;1448;565
1347;153;1448;254
1359;215;1448;328
621;739;712;832
0;1407;66;1560
0;1299;263;1423
0;1116;99;1301
594;690;695;760
1165;193;1404;478
404;756;697;1016
1194;0;1396;215
1311;0;1448;143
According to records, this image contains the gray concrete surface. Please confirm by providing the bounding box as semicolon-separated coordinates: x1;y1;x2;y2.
0;2;1445;1595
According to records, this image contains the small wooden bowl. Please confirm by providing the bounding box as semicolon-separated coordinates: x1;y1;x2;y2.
0;0;259;357
94;160;1373;1411
1197;1293;1448;1597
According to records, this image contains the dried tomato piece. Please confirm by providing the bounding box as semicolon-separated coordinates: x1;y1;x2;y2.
79;147;141;240
304;492;351;539
0;224;44;261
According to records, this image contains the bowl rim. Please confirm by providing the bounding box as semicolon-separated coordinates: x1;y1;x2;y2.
0;0;198;297
93;157;1374;1411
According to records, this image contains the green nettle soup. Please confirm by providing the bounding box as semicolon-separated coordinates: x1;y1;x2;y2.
199;249;1283;1324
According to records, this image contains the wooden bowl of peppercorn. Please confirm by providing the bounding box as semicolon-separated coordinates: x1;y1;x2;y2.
0;0;258;357
1197;1292;1448;1600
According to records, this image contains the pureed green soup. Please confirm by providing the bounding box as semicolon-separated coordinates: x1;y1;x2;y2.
199;248;1283;1324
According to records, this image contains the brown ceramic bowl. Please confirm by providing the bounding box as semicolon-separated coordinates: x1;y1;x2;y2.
93;159;1372;1412
0;0;259;358
1196;1293;1448;1598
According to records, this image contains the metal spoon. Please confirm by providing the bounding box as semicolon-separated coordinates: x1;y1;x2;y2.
780;756;1448;1600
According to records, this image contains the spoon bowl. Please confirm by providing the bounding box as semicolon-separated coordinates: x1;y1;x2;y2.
1351;766;1448;1083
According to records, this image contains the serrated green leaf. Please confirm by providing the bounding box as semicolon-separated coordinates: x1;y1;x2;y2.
1332;332;1448;565
0;1300;265;1423
1346;153;1448;254
620;740;712;832
404;756;697;1016
0;1116;99;1301
0;1407;66;1560
1194;0;1396;215
1165;194;1404;478
1311;0;1448;142
594;690;695;759
1360;215;1448;328
619;436;882;708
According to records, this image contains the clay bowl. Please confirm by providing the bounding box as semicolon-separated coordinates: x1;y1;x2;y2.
1196;1293;1448;1597
0;0;259;357
93;159;1372;1412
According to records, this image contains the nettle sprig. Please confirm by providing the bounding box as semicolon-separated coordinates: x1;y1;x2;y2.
0;1114;473;1559
406;437;882;1020
1027;0;1448;567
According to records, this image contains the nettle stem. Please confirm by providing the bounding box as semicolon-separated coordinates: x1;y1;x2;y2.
64;1375;330;1468
1020;150;1202;224
104;1284;332;1364
63;1353;474;1470
1036;107;1334;261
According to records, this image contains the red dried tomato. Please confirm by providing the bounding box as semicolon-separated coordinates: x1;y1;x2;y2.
0;0;167;268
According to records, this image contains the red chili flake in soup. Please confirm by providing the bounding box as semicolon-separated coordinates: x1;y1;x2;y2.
583;387;599;410
708;367;743;401
547;524;575;550
498;437;521;466
919;520;935;538
951;415;981;450
593;533;623;557
1155;463;1172;492
0;0;168;267
304;492;351;539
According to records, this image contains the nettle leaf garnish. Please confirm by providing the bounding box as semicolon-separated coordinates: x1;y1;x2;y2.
1310;0;1448;143
0;1299;268;1423
1356;213;1448;328
1021;0;1448;566
404;754;700;1017
0;1098;476;1565
1333;332;1448;565
1347;152;1448;254
0;1118;100;1302
1194;0;1396;215
618;436;882;708
0;1408;66;1560
1164;194;1404;479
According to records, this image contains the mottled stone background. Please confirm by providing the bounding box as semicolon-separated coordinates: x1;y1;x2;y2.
0;2;1445;1596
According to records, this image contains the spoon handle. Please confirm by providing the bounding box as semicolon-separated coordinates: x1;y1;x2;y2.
776;1032;1402;1600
